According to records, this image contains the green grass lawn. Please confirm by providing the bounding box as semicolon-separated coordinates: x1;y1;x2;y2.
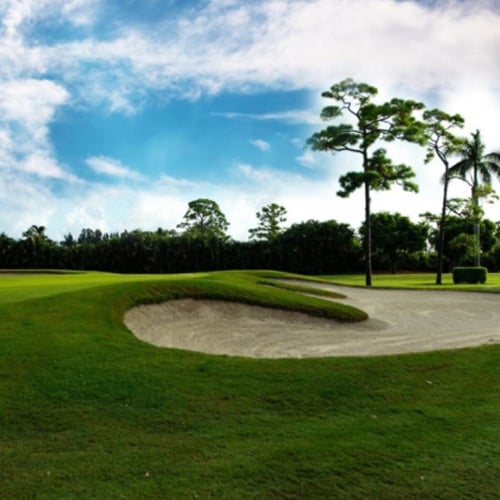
0;270;499;498
322;271;500;291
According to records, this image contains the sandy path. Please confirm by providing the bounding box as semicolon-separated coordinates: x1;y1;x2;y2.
124;281;500;358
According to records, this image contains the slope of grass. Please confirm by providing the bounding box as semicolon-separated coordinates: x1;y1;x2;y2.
0;270;499;498
258;279;347;299
0;271;209;304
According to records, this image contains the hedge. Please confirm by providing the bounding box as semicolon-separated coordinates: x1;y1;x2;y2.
452;266;488;284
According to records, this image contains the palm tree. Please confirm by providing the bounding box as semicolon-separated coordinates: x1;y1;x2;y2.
448;130;500;266
22;225;50;267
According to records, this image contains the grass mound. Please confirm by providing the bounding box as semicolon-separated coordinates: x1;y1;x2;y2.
259;278;347;299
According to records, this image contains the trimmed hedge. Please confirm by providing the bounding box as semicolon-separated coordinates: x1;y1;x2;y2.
452;266;488;284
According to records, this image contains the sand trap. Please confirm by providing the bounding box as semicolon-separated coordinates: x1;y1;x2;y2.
124;281;500;358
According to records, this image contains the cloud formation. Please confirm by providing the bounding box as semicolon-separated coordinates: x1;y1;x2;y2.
0;78;72;183
86;156;143;180
249;139;271;152
3;0;499;111
0;0;499;240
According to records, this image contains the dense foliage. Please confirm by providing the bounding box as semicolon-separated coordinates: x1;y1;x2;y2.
452;266;488;284
359;212;429;273
2;209;500;274
0;219;362;274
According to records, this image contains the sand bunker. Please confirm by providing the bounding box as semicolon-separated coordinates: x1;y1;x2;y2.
124;281;500;358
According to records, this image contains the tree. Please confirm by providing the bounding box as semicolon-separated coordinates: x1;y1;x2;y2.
280;219;361;274
22;224;49;244
61;233;76;248
22;225;52;267
447;233;476;268
422;109;465;284
0;232;16;268
359;212;428;273
78;228;103;244
447;130;500;266
307;78;426;285
423;212;497;269
249;203;287;241
177;198;229;240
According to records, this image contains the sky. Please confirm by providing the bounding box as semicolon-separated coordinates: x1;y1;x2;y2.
1;0;500;241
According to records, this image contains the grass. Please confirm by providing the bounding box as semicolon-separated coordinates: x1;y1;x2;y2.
323;271;500;292
0;270;499;498
258;277;347;299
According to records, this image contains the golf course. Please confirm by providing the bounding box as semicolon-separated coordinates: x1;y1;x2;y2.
1;270;499;498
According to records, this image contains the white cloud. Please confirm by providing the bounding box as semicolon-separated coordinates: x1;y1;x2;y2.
64;205;106;231
0;156;337;241
0;78;76;185
296;150;317;169
249;139;270;152
0;129;14;168
21;154;78;181
129;0;500;96
86;156;144;180
0;170;59;237
2;151;499;243
1;1;31;37
215;110;322;125
440;83;500;151
0;0;99;36
234;162;309;185
0;77;70;179
3;0;499;115
61;0;100;26
1;0;500;242
159;175;196;189
0;79;69;141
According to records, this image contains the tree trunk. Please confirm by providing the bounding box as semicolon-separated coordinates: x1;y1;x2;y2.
473;221;480;267
364;178;372;287
436;164;449;285
361;145;373;287
472;177;480;267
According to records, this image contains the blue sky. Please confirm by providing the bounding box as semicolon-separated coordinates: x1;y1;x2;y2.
1;0;500;241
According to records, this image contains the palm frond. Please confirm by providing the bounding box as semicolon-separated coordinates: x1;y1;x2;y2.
484;151;500;164
448;158;471;179
478;164;492;184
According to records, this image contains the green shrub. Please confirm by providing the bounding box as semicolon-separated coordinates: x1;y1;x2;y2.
452;266;488;284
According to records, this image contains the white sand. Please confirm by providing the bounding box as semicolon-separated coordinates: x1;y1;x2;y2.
124;281;500;358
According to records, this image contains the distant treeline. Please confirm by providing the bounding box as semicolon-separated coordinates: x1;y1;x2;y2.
2;211;500;275
0;220;362;274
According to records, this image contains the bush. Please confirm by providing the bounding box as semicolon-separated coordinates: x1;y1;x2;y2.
452;266;488;284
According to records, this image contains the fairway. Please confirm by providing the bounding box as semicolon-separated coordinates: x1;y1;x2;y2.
1;270;499;498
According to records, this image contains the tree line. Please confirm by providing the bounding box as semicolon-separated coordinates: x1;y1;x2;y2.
1;199;500;275
1;78;499;279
